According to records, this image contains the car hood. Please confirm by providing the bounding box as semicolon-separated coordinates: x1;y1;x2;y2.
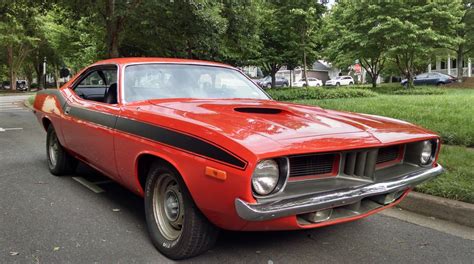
137;99;436;157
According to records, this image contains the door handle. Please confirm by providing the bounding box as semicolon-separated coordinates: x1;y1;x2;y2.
65;106;71;115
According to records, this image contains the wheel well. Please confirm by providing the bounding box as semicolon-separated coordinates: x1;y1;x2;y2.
136;154;176;192
42;118;52;131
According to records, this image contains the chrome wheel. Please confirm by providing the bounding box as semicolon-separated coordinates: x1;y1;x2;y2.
153;173;184;240
48;131;59;167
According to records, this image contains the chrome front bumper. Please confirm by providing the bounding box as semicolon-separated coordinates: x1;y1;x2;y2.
235;165;444;221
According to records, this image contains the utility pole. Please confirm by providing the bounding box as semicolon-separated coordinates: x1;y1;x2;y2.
42;57;47;90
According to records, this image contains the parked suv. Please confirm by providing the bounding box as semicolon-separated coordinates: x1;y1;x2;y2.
293;77;323;87
16;80;28;91
256;76;289;88
325;76;354;87
401;72;455;87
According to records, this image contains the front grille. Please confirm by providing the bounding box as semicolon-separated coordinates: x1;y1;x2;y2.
289;154;336;178
343;145;402;179
288;145;403;180
376;145;400;164
343;149;378;179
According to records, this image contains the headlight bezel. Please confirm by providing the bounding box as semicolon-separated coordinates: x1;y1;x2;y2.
251;157;289;198
405;139;439;167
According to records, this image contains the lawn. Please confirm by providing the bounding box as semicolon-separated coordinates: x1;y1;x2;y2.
286;87;474;203
293;89;474;147
417;145;474;203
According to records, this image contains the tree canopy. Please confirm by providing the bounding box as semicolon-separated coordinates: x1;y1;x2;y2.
0;1;471;90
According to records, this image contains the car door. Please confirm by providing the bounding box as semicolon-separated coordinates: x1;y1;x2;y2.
414;74;428;85
61;65;121;179
427;73;440;85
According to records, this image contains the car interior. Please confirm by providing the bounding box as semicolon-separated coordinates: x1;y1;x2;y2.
73;66;118;104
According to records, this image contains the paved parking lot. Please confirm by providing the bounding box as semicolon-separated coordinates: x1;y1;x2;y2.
0;95;473;263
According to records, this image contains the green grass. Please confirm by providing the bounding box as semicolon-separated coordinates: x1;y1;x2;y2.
293;89;474;147
416;145;474;203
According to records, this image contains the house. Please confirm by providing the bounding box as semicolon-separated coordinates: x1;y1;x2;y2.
428;55;472;77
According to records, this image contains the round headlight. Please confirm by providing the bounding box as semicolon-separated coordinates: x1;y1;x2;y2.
252;159;279;196
420;140;433;165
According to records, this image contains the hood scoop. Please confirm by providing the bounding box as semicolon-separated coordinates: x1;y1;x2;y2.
234;107;283;114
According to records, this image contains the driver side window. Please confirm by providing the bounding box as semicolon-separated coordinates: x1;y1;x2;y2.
74;67;117;103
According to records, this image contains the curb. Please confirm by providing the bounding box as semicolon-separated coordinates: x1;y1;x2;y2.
398;191;474;228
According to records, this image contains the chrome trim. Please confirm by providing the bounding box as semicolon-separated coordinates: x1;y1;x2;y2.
235;165;444;221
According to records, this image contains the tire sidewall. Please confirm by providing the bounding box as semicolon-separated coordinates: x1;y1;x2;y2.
144;165;199;258
46;125;61;173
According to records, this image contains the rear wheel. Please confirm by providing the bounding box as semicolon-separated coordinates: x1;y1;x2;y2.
437;82;445;86
336;82;340;87
46;125;77;176
144;163;219;260
265;83;271;89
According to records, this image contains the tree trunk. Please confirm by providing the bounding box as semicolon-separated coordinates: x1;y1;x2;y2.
371;74;377;88
302;33;309;87
26;69;33;92
407;71;414;88
105;0;121;58
7;45;16;90
271;66;277;89
457;45;464;82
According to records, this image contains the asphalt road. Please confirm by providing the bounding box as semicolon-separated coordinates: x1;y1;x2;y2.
0;95;473;264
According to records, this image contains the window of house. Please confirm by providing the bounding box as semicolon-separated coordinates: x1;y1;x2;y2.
452;59;457;69
440;61;446;70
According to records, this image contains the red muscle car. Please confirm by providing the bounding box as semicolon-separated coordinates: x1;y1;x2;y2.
33;58;443;259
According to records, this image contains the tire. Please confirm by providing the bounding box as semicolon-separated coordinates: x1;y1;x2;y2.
144;163;219;260
265;83;272;89
46;125;77;176
349;82;354;85
283;82;288;87
336;82;340;87
437;82;445;87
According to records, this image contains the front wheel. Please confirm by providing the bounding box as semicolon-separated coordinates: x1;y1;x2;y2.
145;163;219;260
46;125;77;175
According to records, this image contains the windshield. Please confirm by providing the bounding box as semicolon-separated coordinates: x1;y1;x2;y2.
124;64;269;102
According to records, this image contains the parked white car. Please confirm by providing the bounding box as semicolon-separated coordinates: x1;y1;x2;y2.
325;76;354;87
293;78;323;87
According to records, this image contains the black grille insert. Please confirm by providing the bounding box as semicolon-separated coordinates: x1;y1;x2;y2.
289;154;336;178
376;145;400;164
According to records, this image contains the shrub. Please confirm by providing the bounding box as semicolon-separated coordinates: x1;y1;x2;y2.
392;88;446;95
267;87;377;101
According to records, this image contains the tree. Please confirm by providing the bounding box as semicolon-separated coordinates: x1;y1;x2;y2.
287;1;324;87
57;0;141;58
450;1;474;81
121;0;226;60
0;1;39;90
323;2;390;88
382;1;463;87
218;0;262;66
